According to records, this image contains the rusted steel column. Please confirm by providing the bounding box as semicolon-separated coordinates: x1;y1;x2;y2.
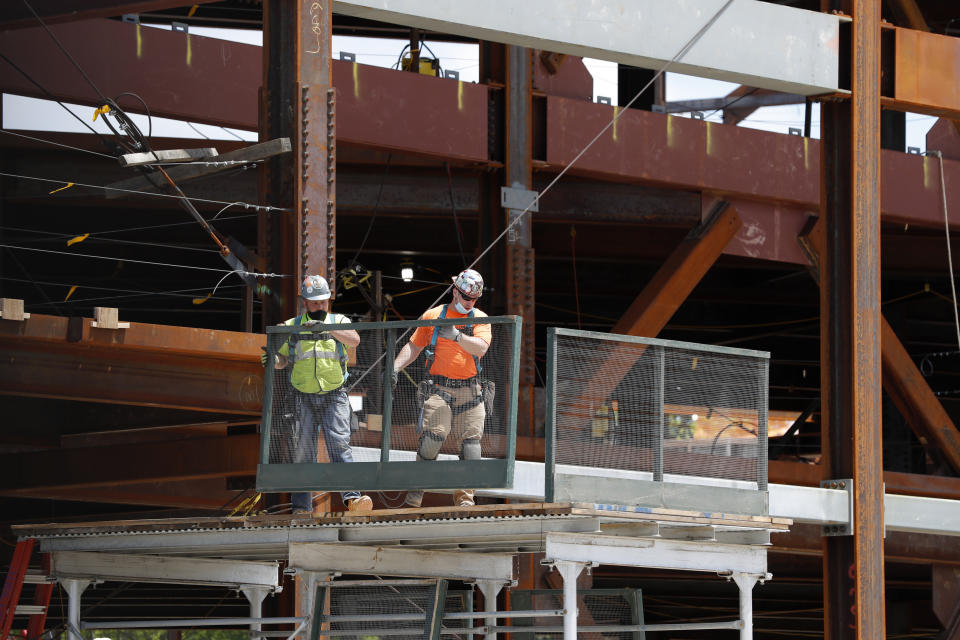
260;0;335;325
504;45;536;436
820;0;885;638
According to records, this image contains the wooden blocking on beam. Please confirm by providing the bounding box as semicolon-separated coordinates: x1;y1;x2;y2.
0;298;30;321
91;307;130;330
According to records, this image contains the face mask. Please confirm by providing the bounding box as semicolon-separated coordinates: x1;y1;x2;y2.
307;309;327;321
453;300;469;314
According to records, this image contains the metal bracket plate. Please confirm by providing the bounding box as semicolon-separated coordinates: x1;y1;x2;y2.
500;186;539;213
819;478;853;536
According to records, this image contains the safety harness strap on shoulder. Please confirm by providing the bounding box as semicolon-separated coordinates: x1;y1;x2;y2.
424;304;481;377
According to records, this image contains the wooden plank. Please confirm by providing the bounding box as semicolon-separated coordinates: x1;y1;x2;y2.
105;138;291;198
118;147;218;168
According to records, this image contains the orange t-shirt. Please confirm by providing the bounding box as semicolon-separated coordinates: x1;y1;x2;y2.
411;305;491;379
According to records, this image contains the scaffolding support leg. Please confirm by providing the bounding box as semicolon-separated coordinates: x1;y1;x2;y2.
295;571;330;640
475;579;503;640
61;578;90;640
242;586;272;638
732;572;760;640
554;561;587;640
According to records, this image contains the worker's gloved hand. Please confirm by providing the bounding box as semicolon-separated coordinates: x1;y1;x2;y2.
391;369;399;389
260;347;271;368
438;325;462;342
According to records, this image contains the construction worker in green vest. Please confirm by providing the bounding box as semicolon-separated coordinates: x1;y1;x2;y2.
265;275;372;514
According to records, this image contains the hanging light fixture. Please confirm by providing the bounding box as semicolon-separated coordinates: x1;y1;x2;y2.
400;261;414;282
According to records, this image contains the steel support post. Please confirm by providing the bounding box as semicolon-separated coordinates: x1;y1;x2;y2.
242;586;272;637
732;573;760;640
294;571;330;640
260;0;335;323
504;45;536;437
475;579;504;640
553;561;587;640
820;1;884;638
60;578;89;640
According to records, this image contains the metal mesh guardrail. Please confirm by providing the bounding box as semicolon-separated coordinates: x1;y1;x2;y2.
545;328;769;514
257;315;521;494
315;582;472;638
508;588;644;639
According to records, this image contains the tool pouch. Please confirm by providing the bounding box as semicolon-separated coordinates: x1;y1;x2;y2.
481;379;496;415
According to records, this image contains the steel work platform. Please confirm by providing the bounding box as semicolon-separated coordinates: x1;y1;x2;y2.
13;503;790;639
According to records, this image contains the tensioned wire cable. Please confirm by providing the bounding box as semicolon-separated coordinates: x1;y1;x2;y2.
2;214;256;240
22;0;110;105
4;226;220;253
346;0;738;391
0;171;289;212
0;129;116;159
2;276;243;300
932;149;960;351
0;243;288;277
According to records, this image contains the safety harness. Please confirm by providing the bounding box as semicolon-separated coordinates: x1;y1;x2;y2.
422;304;483;415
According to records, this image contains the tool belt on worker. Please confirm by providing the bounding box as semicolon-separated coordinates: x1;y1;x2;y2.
417;376;495;417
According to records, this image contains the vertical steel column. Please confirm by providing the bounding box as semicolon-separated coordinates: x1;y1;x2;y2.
475;579;503;640
732;573;759;640
298;1;336;292
554;561;586;640
820;1;885;638
294;571;330;640
60;578;89;640
241;586;271;638
260;0;335;325
504;45;536;437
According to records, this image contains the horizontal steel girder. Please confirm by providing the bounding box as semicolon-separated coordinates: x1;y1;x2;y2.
50;551;279;588
3;21;957;235
288;543;516;581
333;0;841;95
543;531;768;575
0;18;260;130
545;96;960;231
0;313;265;414
0;1;221;30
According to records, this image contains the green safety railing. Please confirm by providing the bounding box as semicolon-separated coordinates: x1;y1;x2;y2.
545;327;770;515
257;315;521;494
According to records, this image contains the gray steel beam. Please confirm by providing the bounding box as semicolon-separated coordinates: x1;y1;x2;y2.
51;551;279;588
288;543;516;582
332;0;841;95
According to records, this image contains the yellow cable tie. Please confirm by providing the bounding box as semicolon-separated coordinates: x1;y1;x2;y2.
187;4;199;17
92;105;110;122
48;182;74;195
66;233;89;246
192;292;213;305
64;285;78;301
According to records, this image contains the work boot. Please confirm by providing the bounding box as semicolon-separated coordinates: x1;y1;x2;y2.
453;490;474;507
346;495;373;512
404;490;424;508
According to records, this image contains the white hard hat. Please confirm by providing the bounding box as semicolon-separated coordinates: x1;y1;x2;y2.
301;275;331;301
452;268;483;298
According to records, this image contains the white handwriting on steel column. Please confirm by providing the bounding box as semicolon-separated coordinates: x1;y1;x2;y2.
305;2;323;55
